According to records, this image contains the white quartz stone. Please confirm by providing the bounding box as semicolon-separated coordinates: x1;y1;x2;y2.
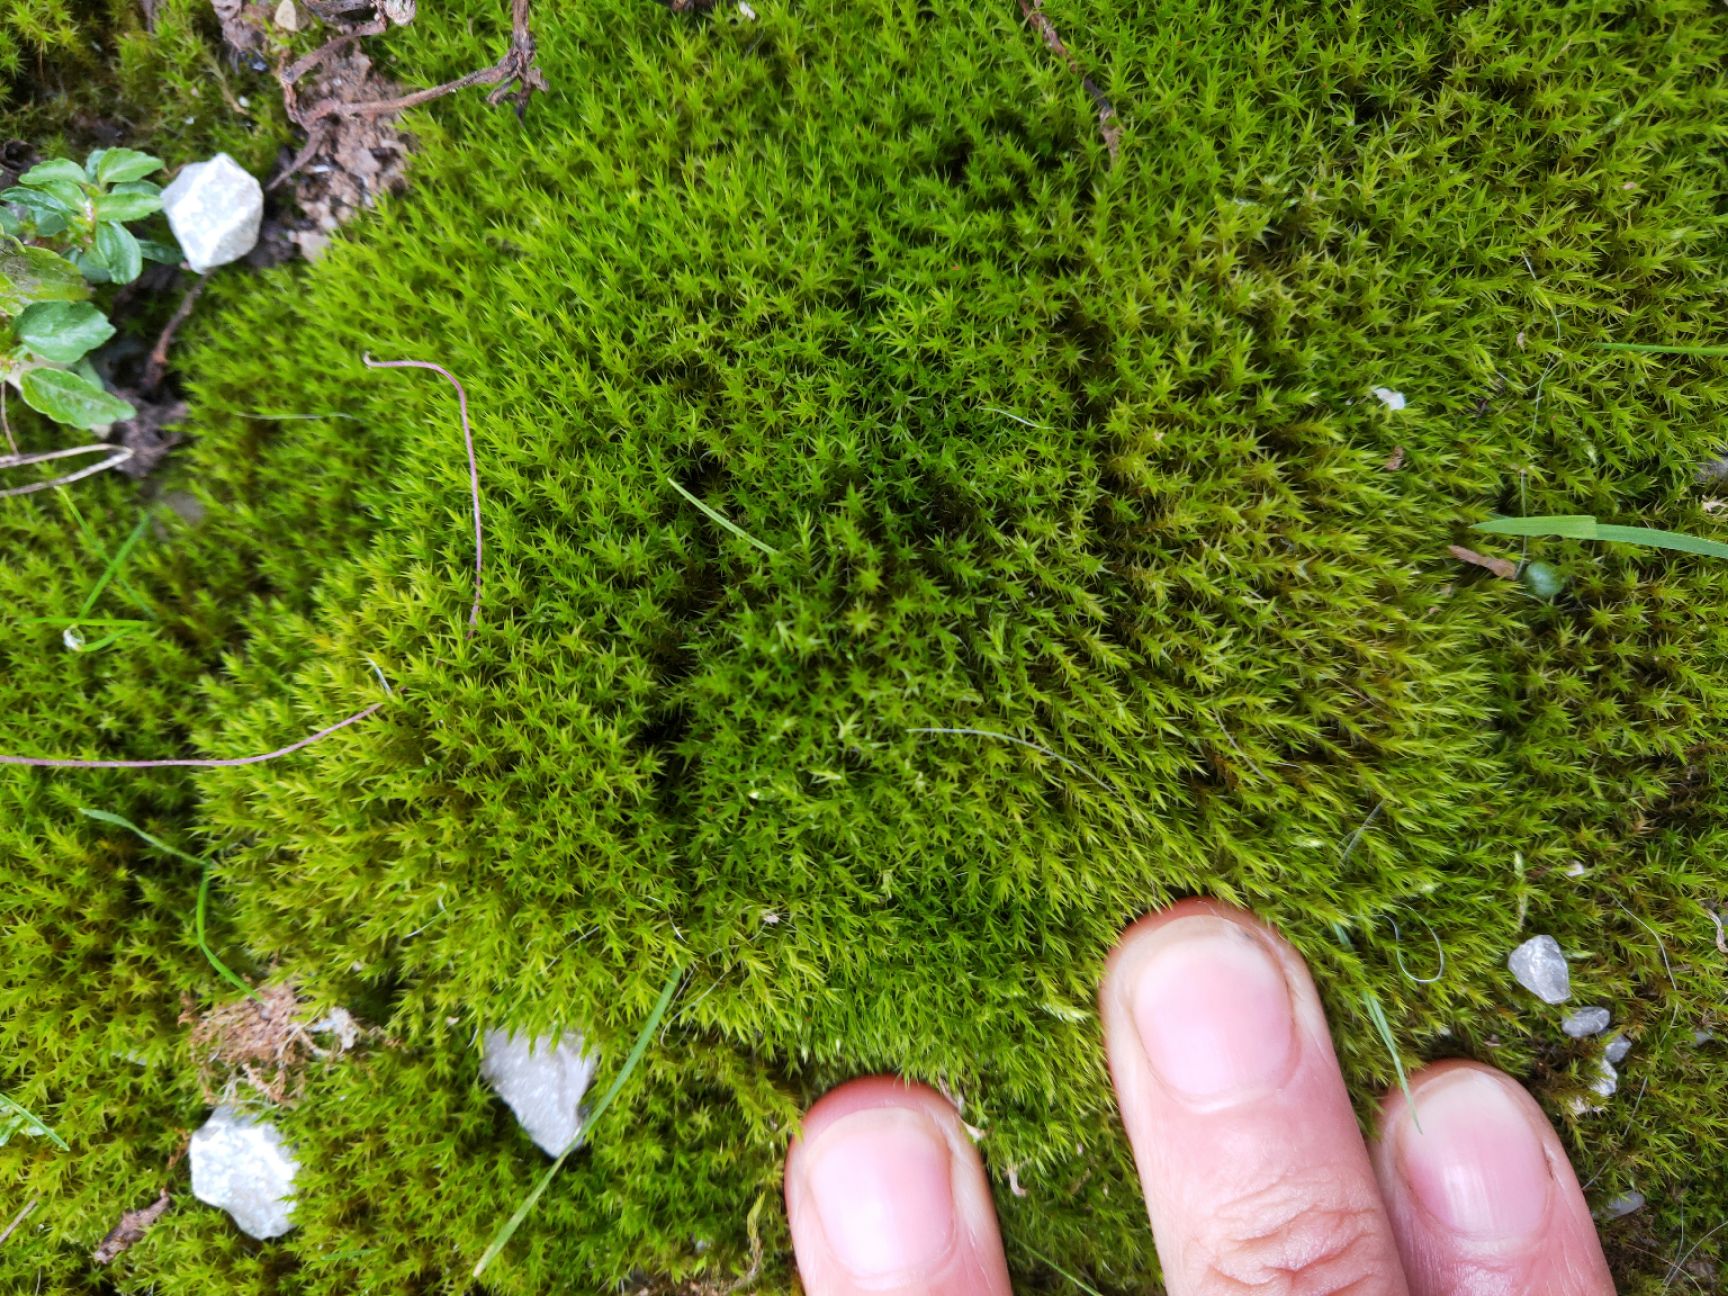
1590;1057;1619;1099
162;154;263;273
1561;1006;1610;1038
480;1029;599;1156
1599;1190;1644;1221
189;1105;298;1239
1508;935;1570;1004
1371;387;1407;411
1605;1033;1632;1065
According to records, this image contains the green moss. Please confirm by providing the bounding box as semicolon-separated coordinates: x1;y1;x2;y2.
2;0;290;174
5;0;1728;1291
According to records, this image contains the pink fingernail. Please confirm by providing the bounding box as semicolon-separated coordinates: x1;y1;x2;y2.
1397;1069;1554;1241
805;1106;957;1281
1129;914;1297;1105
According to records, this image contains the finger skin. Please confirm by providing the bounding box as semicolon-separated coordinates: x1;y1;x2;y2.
1373;1061;1615;1296
784;1077;1013;1296
1100;898;1410;1296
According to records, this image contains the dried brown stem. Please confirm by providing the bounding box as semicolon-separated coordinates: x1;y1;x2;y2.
0;443;136;499
1447;544;1518;580
0;701;384;768
1017;0;1120;165
296;0;543;122
144;276;207;391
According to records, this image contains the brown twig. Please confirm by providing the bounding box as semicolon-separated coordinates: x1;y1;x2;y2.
362;355;484;630
1018;0;1119;164
0;701;384;769
1448;544;1518;580
297;0;543;122
143;276;207;391
283;19;387;86
0;1198;37;1247
0;443;136;499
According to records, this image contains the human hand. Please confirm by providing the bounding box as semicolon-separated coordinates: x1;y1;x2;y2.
784;899;1614;1295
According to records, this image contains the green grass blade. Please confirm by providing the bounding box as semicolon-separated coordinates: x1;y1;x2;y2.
1592;525;1728;559
472;965;684;1279
1022;1240;1107;1296
0;1092;68;1150
24;616;156;628
79;808;257;999
666;478;780;557
1596;341;1728;357
77;510;151;619
1474;514;1728;558
1362;990;1419;1132
1472;515;1599;539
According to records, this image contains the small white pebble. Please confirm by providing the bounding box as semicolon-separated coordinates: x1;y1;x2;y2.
1590;1057;1618;1099
1604;1034;1632;1065
189;1106;299;1239
1599;1190;1645;1221
1508;935;1571;1004
481;1029;599;1156
1371;387;1407;411
738;0;757;16
1562;1006;1611;1038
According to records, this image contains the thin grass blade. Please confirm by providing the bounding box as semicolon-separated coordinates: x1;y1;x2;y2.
0;1093;67;1150
79;808;257;999
1596;342;1728;357
1362;989;1419;1132
667;478;780;557
1474;515;1728;559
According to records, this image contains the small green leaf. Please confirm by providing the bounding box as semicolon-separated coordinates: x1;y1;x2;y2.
21;158;88;187
94;190;161;222
0;208;16;237
24;179;89;214
1;185;72;217
73;244;112;284
93;149;163;186
0;237;90;313
14;301;115;365
137;238;180;265
19;367;134;429
95;222;142;284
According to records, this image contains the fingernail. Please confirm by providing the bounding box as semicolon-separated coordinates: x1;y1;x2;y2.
1128;914;1297;1105
1396;1069;1554;1242
803;1106;957;1281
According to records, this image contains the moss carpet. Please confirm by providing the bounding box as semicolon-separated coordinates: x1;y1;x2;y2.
4;0;1728;1291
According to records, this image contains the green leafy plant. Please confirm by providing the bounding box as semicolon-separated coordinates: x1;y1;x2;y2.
0;148;177;432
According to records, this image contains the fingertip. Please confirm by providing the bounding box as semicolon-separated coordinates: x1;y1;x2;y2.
1374;1061;1613;1296
785;1078;1010;1296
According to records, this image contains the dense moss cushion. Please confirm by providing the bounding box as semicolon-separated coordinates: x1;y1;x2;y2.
4;1;1727;1290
